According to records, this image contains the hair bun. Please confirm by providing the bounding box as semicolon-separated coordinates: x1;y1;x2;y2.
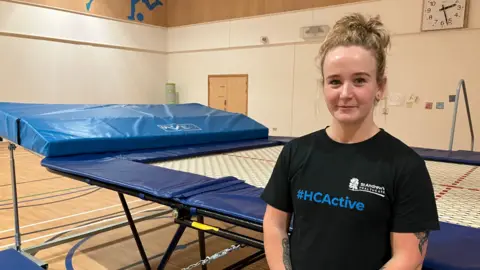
332;13;391;50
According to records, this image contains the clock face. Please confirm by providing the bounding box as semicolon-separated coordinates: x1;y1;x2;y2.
422;0;468;31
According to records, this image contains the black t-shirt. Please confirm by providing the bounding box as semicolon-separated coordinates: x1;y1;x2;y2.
261;128;440;270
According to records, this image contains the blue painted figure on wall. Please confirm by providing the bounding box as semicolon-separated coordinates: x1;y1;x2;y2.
86;0;163;22
128;0;163;21
86;0;94;11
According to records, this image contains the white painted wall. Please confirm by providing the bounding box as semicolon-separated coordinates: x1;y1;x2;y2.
0;1;168;104
166;0;480;151
1;0;479;151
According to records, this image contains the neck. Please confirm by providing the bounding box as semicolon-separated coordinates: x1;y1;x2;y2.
327;117;379;144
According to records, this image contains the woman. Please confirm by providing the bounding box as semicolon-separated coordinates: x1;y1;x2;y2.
261;13;440;270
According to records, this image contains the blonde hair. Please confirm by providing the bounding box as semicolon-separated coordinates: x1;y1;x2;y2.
317;13;391;85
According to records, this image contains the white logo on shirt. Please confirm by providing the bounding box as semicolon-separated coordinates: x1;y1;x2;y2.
348;178;385;197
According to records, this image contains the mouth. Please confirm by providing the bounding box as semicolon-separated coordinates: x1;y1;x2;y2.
337;105;357;109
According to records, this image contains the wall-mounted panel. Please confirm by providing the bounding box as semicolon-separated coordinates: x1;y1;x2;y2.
10;0;168;27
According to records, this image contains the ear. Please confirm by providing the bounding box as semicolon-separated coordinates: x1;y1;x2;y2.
376;76;387;99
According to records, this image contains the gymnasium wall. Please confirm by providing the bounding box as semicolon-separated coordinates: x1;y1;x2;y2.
165;0;364;27
0;0;167;104
166;0;480;151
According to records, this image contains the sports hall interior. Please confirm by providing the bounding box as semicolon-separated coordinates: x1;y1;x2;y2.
0;0;479;269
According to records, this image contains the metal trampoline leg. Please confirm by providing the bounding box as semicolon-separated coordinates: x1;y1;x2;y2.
157;224;186;270
9;144;48;269
197;216;207;270
118;193;151;270
9;143;21;251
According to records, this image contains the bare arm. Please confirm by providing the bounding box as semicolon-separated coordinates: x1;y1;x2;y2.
263;204;292;270
380;231;430;269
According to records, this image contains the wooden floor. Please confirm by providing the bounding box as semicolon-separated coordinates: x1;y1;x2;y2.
0;142;268;270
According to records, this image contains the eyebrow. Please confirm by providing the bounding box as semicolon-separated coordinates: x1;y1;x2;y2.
354;72;371;77
325;72;371;79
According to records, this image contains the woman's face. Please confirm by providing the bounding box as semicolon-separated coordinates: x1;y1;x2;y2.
322;45;385;125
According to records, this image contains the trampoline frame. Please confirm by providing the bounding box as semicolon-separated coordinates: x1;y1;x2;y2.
4;136;480;269
46;165;268;270
2;139;172;269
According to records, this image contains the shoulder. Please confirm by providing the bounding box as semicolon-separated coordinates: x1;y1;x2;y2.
377;129;425;167
278;129;327;164
279;129;323;153
273;129;325;177
376;130;430;184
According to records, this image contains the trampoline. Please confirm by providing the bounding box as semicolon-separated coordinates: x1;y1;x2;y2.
0;102;479;270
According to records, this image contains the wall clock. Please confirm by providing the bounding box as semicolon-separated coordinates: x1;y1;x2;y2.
421;0;469;31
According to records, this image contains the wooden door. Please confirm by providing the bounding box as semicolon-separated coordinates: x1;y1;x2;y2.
208;76;228;111
226;76;248;115
208;75;248;115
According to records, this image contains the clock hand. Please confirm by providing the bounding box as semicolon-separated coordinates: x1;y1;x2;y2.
439;3;456;11
445;3;457;10
441;4;448;24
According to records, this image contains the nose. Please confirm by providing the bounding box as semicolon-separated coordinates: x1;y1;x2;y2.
339;82;353;98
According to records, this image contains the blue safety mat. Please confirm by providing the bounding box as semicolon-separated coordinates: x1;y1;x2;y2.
424;222;480;270
413;147;480;166
0;103;96;144
0;249;44;270
0;102;269;157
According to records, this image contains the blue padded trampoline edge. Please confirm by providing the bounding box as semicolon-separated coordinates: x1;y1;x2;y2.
41;151;260;202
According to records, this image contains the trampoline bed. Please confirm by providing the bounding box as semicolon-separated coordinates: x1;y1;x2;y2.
1;102;479;270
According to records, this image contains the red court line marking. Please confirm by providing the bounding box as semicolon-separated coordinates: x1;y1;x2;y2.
438;184;480;192
436;167;478;200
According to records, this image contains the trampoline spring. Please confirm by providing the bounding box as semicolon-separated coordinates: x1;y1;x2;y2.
181;244;244;270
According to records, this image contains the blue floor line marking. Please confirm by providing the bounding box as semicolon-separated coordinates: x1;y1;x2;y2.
64;220;238;269
65;235;91;270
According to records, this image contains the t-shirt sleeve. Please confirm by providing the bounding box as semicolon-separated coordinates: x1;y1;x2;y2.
260;142;294;213
391;157;440;232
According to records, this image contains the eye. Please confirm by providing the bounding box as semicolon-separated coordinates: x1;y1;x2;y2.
353;77;367;85
328;79;342;86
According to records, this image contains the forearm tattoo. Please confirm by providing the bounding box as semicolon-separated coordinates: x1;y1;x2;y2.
414;231;430;254
282;237;293;270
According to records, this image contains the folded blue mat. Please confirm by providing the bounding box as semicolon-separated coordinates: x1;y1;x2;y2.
0;102;269;157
